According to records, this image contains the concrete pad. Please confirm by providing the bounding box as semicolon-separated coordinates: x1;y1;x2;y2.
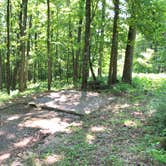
32;90;115;116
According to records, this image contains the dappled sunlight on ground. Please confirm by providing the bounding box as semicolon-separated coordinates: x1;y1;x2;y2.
33;90;116;115
7;115;21;121
0;102;82;164
91;126;106;132
14;137;33;148
44;154;63;165
114;103;130;110
124;120;138;128
0;88;162;165
0;153;10;163
19;117;71;134
86;134;95;144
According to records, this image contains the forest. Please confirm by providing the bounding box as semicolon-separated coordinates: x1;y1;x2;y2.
0;0;166;165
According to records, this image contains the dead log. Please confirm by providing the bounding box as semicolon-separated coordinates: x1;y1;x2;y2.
28;102;84;116
41;105;84;116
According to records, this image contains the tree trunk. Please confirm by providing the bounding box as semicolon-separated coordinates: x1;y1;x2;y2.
98;0;105;77
122;26;136;84
55;33;61;80
75;19;83;83
6;0;11;94
11;30;20;90
74;0;84;83
67;19;71;84
81;0;91;90
108;0;119;85
25;14;32;84
33;62;37;83
66;48;70;83
89;52;96;81
69;28;75;85
0;53;2;90
33;32;38;83
19;0;28;92
55;8;61;80
55;34;61;80
66;0;74;84
11;61;19;90
47;0;52;90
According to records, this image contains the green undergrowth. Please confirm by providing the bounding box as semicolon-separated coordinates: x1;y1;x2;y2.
98;73;166;97
98;73;166;164
132;74;166;160
0;80;73;105
131;74;166;164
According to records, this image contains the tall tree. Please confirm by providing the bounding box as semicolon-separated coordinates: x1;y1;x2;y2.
66;0;73;84
81;0;91;90
6;0;11;94
19;0;28;92
98;0;106;77
55;6;61;80
74;18;83;83
47;0;52;90
122;0;136;84
88;0;100;82
74;0;84;84
11;31;20;90
25;15;32;85
108;0;119;85
0;53;2;90
122;26;136;83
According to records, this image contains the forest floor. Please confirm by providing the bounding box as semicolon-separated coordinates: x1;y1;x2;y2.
0;88;165;165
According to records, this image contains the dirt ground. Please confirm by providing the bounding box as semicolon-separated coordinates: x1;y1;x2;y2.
0;91;164;165
0;90;112;165
0;102;82;165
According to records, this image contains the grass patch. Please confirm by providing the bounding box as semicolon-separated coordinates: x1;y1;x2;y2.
56;143;96;166
148;149;166;164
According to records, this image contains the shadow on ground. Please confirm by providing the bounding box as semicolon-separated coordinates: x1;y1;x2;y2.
0;91;164;165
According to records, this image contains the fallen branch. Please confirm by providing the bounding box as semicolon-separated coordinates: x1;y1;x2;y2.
41;105;84;116
28;102;84;116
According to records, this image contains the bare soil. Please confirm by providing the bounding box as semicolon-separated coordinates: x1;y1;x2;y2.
0;90;164;165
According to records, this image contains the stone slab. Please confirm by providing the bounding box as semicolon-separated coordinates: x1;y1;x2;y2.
31;90;115;116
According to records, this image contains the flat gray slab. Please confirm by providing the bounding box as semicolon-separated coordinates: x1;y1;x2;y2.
32;90;115;116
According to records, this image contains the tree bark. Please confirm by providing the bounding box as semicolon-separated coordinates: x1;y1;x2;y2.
122;26;136;84
108;0;119;85
74;19;83;84
98;0;105;77
74;0;84;84
33;33;38;83
19;0;28;92
0;53;2;90
67;16;72;84
81;0;91;90
25;14;32;84
55;8;61;80
11;30;20;90
6;0;11;94
89;54;96;81
11;61;19;90
47;0;52;90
